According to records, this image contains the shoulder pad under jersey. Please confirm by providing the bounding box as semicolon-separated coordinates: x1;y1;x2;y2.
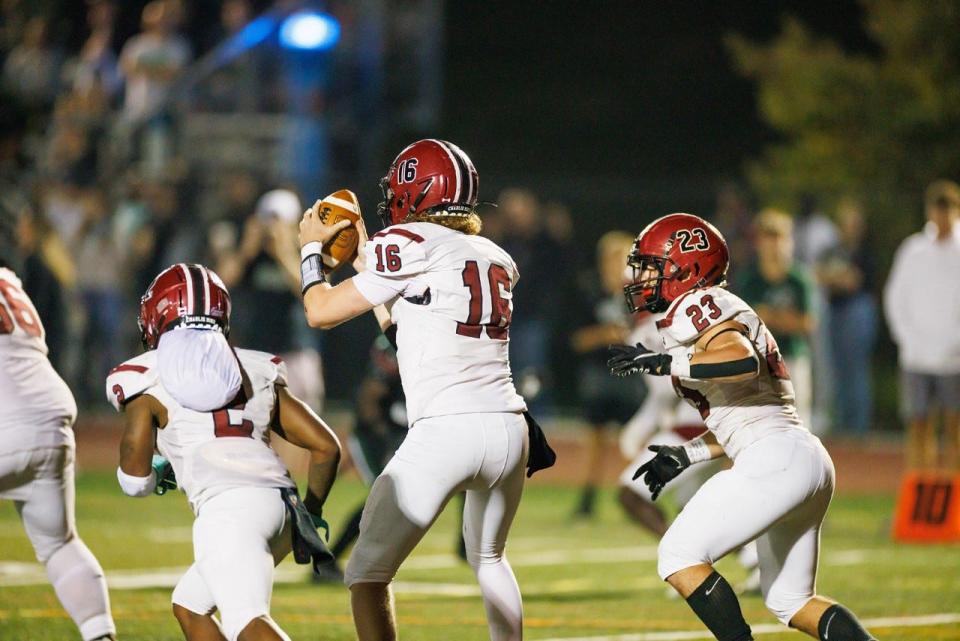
105;352;158;411
657;286;751;346
235;348;288;388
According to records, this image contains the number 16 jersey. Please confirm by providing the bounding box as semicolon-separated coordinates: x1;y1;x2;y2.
352;222;527;426
655;286;806;459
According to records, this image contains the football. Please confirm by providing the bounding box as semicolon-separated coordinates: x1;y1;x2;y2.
315;189;362;271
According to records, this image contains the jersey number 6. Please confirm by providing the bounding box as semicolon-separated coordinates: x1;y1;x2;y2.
0;280;43;338
456;260;512;339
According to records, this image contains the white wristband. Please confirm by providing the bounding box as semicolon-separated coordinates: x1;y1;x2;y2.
670;354;691;378
682;438;712;464
300;241;323;261
117;467;157;497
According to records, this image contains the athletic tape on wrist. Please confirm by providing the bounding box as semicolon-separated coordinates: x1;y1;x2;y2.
300;245;326;295
670;354;691;378
683;438;712;464
300;241;323;262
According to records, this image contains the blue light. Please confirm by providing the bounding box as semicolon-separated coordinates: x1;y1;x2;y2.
237;15;275;49
279;11;340;51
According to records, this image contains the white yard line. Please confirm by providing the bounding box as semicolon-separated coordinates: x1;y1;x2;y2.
535;613;960;641
0;545;871;589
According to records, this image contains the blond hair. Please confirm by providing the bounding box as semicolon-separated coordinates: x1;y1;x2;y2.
754;208;793;236
597;230;635;257
926;179;960;208
404;211;483;235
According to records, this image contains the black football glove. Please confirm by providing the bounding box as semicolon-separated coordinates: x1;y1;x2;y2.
631;445;691;501
607;343;672;377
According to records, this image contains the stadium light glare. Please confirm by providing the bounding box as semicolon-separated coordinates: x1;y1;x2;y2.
279;11;340;51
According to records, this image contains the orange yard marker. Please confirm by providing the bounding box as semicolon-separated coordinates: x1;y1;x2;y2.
893;471;960;542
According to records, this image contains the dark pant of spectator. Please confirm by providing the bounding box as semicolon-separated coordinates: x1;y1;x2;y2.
80;289;124;404
508;318;552;416
829;293;877;434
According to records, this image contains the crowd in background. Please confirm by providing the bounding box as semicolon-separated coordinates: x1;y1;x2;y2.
2;1;957;459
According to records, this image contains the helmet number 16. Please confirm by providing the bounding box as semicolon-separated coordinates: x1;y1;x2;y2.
456;260;512;340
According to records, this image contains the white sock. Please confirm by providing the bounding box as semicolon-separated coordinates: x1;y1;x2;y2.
45;538;116;641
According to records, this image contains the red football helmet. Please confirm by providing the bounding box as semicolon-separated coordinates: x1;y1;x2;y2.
624;213;729;314
138;263;232;349
378;139;479;227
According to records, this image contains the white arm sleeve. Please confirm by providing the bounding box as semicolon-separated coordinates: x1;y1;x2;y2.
117;467;156;497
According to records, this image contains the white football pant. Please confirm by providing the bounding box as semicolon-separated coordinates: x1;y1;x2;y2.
346;411;528;641
0;443;115;641
657;430;834;624
171;486;292;641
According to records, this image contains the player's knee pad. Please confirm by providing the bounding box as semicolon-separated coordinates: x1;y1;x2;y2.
656;530;708;580
344;552;396;588
24;511;73;564
764;587;813;626
45;538;115;641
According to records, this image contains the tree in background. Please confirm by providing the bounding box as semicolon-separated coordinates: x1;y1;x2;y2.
727;0;960;257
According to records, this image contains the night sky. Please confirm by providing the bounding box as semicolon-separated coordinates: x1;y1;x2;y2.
443;1;872;232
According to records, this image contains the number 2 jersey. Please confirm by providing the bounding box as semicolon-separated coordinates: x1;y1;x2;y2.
656;285;806;459
0;267;76;449
105;348;296;512
351;222;527;426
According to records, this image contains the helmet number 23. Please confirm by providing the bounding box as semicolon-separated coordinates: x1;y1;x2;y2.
456;260;512;339
676;228;710;253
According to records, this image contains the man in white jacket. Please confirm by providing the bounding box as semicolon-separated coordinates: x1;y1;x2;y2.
884;180;960;469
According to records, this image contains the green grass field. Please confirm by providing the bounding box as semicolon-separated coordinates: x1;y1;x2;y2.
1;472;959;640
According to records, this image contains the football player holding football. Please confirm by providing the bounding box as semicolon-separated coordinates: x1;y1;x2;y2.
609;214;876;641
299;139;553;641
108;263;341;641
0;256;116;641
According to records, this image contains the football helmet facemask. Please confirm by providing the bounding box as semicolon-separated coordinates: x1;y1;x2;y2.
624;213;729;314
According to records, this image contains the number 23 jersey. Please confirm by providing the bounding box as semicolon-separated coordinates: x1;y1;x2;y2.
352;222;527;426
106;348;296;512
656;286;805;459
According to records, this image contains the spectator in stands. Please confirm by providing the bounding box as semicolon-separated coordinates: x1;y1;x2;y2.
119;0;191;174
498;188;560;412
119;0;191;121
2;16;63;113
884;180;960;469
792;193;839;433
569;231;641;517
735;209;817;431
712;180;754;282
195;0;262;113
819;198;877;435
212;186;325;412
66;0;122;99
74;187;123;402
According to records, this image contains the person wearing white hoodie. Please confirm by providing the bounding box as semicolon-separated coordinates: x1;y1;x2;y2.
884;180;960;469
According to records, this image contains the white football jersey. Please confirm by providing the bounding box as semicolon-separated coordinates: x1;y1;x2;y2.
0;268;75;449
656;286;805;459
106;348;295;512
352;222;527;425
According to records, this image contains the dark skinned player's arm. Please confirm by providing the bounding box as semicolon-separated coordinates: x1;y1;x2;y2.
271;385;341;516
118;394;167;476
